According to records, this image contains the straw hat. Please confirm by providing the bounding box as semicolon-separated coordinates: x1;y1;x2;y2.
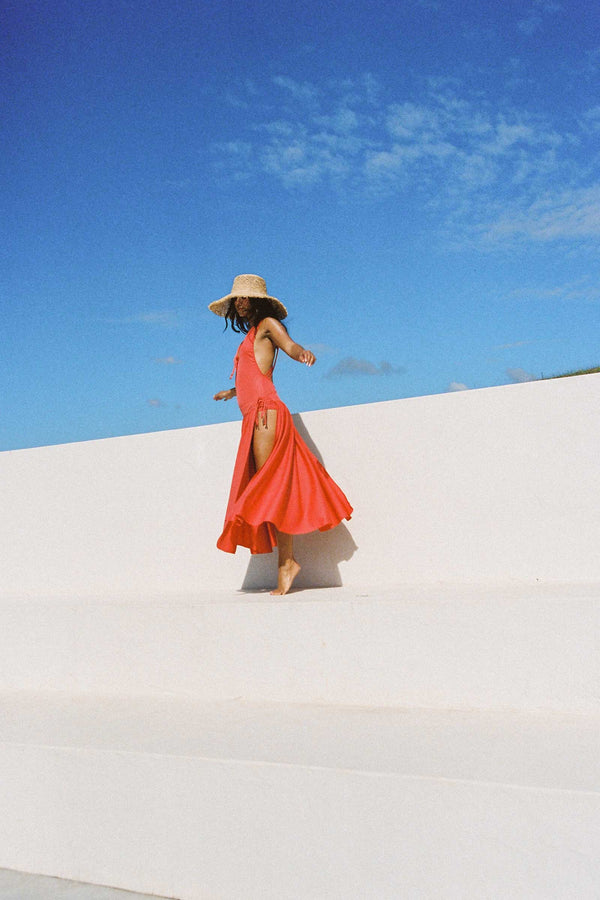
208;274;287;319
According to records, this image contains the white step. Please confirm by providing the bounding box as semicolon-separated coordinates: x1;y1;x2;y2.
0;693;598;899
1;584;599;712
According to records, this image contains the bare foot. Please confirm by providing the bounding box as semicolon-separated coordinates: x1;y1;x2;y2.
271;559;301;596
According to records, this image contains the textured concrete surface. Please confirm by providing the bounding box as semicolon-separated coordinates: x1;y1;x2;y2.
2;372;600;595
1;692;598;899
1;376;599;897
0;868;174;899
1;693;599;791
2;584;598;711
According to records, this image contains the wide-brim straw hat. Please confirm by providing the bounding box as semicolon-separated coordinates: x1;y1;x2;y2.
208;273;288;319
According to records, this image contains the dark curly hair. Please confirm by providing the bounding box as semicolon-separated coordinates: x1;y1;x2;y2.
224;297;287;334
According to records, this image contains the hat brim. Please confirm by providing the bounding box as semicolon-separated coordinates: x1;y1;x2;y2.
208;293;288;319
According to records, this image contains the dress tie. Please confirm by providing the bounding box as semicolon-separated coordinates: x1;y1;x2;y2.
255;398;269;429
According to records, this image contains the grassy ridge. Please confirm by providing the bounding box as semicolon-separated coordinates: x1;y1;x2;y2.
542;366;600;380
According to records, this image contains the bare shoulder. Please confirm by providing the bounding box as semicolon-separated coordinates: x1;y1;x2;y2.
258;316;285;335
257;317;288;343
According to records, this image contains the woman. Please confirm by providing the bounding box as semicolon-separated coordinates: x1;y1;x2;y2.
211;273;352;595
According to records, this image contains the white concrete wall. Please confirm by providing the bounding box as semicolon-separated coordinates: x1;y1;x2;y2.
2;373;599;595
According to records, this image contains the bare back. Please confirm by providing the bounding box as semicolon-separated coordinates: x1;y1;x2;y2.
253;320;278;375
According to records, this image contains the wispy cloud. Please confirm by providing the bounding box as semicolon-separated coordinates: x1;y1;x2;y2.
517;0;562;35
307;343;336;356
582;106;600;132
325;357;406;378
214;73;597;248
154;356;182;365
507;278;600;303
147;398;182;409
272;75;320;105
109;311;180;328
506;367;536;383
481;185;600;245
494;340;539;350
448;381;469;391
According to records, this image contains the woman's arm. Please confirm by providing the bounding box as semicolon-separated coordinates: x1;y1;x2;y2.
260;317;316;366
214;388;236;401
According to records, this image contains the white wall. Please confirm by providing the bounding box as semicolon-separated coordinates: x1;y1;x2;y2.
2;373;599;595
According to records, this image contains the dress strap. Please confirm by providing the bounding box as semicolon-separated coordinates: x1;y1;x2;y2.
229;351;239;380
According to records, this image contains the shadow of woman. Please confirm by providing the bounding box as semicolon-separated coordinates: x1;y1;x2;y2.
240;413;358;592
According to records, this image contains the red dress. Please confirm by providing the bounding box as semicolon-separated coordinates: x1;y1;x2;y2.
217;327;353;554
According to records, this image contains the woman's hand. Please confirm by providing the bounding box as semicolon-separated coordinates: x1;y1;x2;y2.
297;348;316;367
214;388;236;401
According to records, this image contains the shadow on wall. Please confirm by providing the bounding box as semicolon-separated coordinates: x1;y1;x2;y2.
241;412;357;591
292;413;326;464
241;523;357;591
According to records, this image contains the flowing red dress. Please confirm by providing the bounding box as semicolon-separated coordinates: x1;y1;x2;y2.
217;326;353;554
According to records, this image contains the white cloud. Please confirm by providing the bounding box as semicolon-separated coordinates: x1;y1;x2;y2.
325;357;405;378
582;106;600;132
481;119;559;155
327;107;359;134
273;75;320;104
506;367;536;383
482;184;600;243
386;102;441;140
517;0;562;35
147;398;166;407
213;74;596;246
213;140;252;158
154;356;182;365
259;124;358;187
260;120;296;138
448;381;469;391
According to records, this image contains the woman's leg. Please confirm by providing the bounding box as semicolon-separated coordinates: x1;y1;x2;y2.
252;409;278;471
252;410;301;595
271;530;301;596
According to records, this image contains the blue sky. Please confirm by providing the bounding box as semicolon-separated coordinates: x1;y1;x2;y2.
2;0;599;450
